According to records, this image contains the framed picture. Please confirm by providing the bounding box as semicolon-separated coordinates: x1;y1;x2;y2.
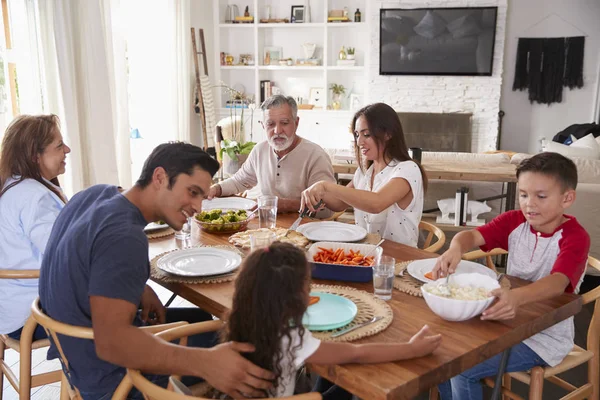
263;46;282;65
350;94;362;111
291;5;305;23
308;87;325;109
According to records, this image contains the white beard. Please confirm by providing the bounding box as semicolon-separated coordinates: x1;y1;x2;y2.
268;135;293;151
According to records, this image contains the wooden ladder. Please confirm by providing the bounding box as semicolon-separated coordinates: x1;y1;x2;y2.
191;28;209;151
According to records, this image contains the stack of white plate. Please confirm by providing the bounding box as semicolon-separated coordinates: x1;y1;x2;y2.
156;247;242;277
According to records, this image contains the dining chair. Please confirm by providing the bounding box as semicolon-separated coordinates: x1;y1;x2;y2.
0;269;61;400
29;298;189;399
127;321;323;399
462;248;508;272
419;221;446;253
484;255;600;400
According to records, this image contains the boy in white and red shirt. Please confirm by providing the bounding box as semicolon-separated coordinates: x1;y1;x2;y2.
433;152;590;400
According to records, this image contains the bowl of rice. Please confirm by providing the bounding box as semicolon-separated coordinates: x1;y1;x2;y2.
421;273;500;321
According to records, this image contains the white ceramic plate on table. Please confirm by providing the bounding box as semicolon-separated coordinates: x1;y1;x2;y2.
144;222;169;233
156;247;242;277
407;258;497;284
297;222;367;242
202;197;256;211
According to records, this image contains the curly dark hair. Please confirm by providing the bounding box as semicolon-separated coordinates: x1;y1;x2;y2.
221;242;310;396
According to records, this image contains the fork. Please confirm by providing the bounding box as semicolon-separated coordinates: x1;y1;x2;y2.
437;272;452;297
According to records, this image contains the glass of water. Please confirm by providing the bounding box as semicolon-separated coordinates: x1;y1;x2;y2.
250;231;276;252
175;216;192;242
373;255;395;301
258;195;278;229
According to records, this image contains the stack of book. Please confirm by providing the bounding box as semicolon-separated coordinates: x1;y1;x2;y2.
260;80;272;103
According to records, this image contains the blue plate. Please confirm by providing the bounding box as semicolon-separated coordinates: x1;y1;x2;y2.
302;292;358;331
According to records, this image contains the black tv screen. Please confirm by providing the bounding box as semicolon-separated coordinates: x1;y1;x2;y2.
380;7;497;76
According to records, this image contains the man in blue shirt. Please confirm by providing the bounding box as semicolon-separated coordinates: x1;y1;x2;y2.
40;142;274;399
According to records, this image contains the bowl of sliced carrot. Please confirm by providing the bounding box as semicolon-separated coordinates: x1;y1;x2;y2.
307;241;382;282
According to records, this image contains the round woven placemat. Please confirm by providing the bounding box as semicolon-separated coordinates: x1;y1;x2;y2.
309;284;393;342
358;232;382;245
394;260;511;297
146;228;175;240
150;245;244;284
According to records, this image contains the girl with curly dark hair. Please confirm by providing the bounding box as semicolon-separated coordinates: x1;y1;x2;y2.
221;242;442;398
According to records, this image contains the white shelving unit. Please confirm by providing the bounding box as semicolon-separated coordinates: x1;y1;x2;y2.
213;0;369;113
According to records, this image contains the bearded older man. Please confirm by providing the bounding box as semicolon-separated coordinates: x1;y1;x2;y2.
208;95;335;214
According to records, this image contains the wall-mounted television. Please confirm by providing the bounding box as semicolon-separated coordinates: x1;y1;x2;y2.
380;7;497;76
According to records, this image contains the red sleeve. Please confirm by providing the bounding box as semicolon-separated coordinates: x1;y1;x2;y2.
552;222;590;293
476;210;526;252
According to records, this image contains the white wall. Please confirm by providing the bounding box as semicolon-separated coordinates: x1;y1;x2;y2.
500;0;600;153
368;0;508;153
189;0;216;146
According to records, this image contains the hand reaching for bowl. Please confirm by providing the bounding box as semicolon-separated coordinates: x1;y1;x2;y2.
481;288;521;321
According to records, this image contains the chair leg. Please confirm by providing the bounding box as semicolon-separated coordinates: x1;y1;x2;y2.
429;386;439;400
18;318;36;400
0;338;5;400
589;357;599;400
502;374;511;400
529;367;544;400
60;373;70;400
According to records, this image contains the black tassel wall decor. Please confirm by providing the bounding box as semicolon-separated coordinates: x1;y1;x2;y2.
512;36;585;105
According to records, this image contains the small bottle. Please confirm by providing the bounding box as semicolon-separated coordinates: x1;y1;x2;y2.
244;6;249;17
339;46;347;60
354;8;361;22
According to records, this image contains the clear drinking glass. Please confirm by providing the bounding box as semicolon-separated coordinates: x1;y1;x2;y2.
250;231;276;252
373;255;395;301
175;216;192;241
258;195;278;229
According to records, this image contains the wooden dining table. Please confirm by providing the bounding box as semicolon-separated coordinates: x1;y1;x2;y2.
149;214;582;400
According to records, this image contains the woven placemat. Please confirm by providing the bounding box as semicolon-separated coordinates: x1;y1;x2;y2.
394;260;511;297
309;284;393;342
150;245;244;284
358;232;382;245
146;227;175;240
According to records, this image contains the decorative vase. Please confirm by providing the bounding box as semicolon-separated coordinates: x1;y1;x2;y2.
347;54;355;60
223;153;249;176
332;94;342;110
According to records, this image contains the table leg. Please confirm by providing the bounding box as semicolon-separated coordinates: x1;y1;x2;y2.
491;348;511;400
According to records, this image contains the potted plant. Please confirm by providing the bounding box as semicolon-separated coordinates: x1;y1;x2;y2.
347;47;355;60
214;82;258;175
330;83;346;110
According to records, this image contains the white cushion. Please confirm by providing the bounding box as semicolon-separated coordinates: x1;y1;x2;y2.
413;11;447;39
571;133;600;158
542;140;599;160
447;13;482;39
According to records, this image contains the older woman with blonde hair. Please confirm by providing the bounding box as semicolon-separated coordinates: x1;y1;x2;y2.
0;114;71;340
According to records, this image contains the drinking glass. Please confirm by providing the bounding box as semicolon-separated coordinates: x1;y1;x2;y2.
373;255;395;300
175;216;192;241
250;231;276;252
258;195;278;229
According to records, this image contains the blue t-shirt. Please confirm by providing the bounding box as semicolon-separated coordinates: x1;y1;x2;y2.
39;185;149;393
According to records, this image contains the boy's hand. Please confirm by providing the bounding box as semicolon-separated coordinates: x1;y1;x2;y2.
431;247;462;279
408;325;442;358
481;288;522;320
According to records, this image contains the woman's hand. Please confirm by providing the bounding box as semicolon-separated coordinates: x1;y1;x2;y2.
300;181;329;213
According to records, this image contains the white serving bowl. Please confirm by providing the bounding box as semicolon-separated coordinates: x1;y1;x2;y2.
421;273;500;322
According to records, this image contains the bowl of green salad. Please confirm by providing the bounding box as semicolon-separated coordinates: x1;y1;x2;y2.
193;209;252;233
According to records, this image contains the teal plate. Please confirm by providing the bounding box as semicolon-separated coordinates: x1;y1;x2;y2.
302;292;358;331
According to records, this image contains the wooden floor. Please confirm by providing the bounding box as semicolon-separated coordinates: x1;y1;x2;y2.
3;282;595;399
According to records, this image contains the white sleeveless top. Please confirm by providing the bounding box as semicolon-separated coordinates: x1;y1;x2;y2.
352;160;424;247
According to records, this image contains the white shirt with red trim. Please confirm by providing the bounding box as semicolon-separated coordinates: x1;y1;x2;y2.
477;210;590;366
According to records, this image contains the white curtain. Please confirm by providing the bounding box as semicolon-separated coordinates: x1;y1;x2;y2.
36;0;130;195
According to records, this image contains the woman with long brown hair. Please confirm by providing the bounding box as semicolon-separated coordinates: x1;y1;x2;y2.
0;114;71;340
301;102;427;247
218;242;440;398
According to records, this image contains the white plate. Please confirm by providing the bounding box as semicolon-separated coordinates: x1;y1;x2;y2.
407;259;497;283
144;222;169;233
156;247;242;277
296;222;367;242
202;197;256;211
